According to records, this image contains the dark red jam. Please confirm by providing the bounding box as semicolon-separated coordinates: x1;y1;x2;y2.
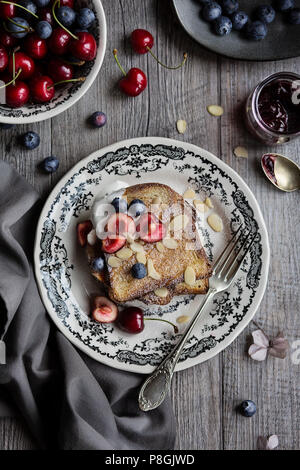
261;154;277;185
258;80;300;134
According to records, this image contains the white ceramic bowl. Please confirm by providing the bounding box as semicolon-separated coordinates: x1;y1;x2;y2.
0;0;106;124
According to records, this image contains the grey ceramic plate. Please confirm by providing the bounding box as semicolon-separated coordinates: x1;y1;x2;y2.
172;0;300;61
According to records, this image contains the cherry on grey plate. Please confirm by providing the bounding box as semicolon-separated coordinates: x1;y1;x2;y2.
172;0;300;61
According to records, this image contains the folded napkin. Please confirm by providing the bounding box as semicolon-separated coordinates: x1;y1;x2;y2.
0;160;176;450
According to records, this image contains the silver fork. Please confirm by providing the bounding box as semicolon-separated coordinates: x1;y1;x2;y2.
138;226;258;412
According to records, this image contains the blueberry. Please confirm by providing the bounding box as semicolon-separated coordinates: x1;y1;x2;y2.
90;111;107;128
245;21;268;41
19;0;37;19
202;2;222;22
0;123;15;129
128;199;147;217
213;16;232;35
111;197;128;213
239;400;257;417
287;8;300;23
255;5;276;24
35;0;50;6
42;156;59;173
36;21;52;39
22;131;40;149
220;0;239;15
231;11;248;30
91;257;105;272
131;263;147;279
8;17;30;38
274;0;294;12
76;8;95;29
56;6;76;27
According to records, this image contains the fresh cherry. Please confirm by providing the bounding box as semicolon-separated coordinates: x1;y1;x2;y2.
77;220;93;246
69;31;97;61
47;57;73;82
113;49;147;97
48;27;70;55
0;45;8;72
0;30;18;48
0;2;15;19
6;80;29;107
131;28;187;70
102;235;126;254
136;212;166;243
25;34;47;59
8;51;35;79
92;296;118;324
118;307;178;335
30;75;55;102
39;7;54;26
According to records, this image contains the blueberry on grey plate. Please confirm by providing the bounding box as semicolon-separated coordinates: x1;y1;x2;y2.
91;257;105;272
42;156;59;173
255;5;276;24
287;8;300;24
220;0;239;15
213;16;232;35
245;21;268;40
128;199;147;217
76;8;95;29
22;131;40;149
131;263;147;279
56;6;76;27
274;0;294;12
239;400;257;417
90;111;107;128
231;11;249;30
111;197;128;213
36;21;52;39
202;2;222;22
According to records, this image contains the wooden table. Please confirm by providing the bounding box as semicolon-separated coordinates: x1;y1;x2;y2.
0;0;299;451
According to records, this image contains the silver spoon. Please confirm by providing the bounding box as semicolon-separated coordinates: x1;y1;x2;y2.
261;153;300;192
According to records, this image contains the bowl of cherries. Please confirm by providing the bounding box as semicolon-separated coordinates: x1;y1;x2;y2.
0;0;106;123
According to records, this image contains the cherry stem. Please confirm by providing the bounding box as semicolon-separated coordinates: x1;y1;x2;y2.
7;16;33;32
52;0;78;40
0;1;39;19
63;58;85;66
0;67;21;89
147;47;187;70
113;49;126;77
144;317;178;334
47;77;85;89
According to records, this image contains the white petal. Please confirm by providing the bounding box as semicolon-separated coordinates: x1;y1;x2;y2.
248;344;268;361
267;435;279;450
252;329;269;348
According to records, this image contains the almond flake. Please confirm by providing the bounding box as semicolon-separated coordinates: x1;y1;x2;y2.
169;214;189;231
205;197;214;209
136;251;147;264
234;146;248;158
87;229;97;246
130;242;145;253
126;234;136;244
116;247;133;260
177;315;190;324
147;259;161;280
108;256;122;268
162;237;178;249
193;200;209;213
183;188;196;199
156;242;164;253
184;266;196;286
207;213;223;232
154;287;169;298
207;105;224;117
176;119;187;134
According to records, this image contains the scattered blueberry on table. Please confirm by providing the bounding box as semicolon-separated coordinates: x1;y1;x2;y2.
22;131;40;150
42;156;59;173
90;111;107;128
239;400;257;417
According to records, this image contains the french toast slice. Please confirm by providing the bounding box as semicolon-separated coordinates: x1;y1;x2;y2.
102;183;211;303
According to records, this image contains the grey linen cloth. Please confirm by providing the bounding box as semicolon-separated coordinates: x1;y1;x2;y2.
0;160;176;450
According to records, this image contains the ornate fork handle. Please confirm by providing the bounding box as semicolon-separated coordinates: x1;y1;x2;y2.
138;289;216;411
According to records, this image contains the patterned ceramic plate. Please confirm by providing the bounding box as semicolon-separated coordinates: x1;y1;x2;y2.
34;137;270;374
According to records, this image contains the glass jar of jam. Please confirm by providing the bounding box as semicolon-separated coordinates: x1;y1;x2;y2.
245;72;300;145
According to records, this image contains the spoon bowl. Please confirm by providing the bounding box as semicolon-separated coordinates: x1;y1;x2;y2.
261;153;300;192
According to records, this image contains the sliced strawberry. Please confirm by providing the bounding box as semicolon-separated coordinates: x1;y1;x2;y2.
77;220;93;247
106;213;135;237
136;212;166;243
102;235;126;254
92;296;118;323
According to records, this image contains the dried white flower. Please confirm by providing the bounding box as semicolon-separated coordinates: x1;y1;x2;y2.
248;327;289;361
257;435;279;450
